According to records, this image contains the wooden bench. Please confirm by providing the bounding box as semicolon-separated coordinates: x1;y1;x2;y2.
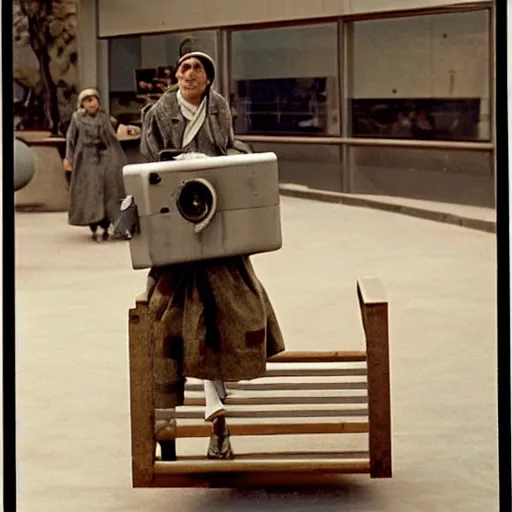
128;277;391;488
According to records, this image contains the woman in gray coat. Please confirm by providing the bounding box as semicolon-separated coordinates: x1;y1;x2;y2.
64;88;127;242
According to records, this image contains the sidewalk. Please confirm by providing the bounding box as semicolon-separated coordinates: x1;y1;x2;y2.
15;197;497;512
279;184;496;234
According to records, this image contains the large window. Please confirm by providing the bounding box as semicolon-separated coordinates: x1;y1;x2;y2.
349;10;490;142
349;145;494;206
250;142;343;191
231;24;340;136
108;31;217;124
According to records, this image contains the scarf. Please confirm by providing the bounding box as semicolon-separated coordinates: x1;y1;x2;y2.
177;89;208;149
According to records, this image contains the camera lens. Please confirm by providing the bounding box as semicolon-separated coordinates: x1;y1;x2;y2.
176;180;214;224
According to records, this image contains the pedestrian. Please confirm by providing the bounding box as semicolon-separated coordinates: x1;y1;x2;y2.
140;47;285;460
64;88;127;242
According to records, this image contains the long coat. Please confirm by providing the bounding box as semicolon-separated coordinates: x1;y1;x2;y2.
140;87;285;409
65;110;126;226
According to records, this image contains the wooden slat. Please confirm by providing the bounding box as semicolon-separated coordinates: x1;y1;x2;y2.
156;420;369;439
184;390;368;406
264;363;367;378
155;459;371;475
174;404;368;419
154;458;371;474
268;351;367;363
176;451;370;461
185;380;368;392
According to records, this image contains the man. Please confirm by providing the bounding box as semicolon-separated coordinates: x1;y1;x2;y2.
141;48;251;158
140;48;285;460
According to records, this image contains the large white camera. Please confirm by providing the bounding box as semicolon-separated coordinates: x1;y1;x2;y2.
120;152;282;269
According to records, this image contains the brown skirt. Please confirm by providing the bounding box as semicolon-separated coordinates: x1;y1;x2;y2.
148;255;285;409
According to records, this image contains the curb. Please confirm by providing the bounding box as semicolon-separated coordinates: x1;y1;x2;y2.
279;186;496;234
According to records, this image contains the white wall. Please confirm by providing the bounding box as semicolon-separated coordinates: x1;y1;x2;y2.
229;11;490;138
97;0;490;37
232;24;338;81
353;9;490;138
229;11;488;97
76;0;98;89
352;10;489;99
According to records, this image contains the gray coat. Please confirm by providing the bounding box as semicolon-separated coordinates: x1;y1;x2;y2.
66;110;126;226
140;88;251;162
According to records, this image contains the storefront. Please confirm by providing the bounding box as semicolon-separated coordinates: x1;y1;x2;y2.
82;0;495;207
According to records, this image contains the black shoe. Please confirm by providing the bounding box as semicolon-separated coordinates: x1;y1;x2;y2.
91;232;99;242
102;230;109;241
159;440;177;461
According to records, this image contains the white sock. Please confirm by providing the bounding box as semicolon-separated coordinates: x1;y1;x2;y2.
214;381;227;401
204;380;225;421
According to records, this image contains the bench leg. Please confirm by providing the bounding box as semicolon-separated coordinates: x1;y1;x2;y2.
129;303;156;486
357;279;392;478
365;303;392;478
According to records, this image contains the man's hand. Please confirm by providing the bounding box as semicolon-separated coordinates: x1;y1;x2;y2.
63;158;72;172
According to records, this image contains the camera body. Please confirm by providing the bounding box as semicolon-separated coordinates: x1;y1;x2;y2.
122;152;282;269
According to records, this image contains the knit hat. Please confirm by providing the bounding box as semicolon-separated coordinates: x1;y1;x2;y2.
77;87;100;108
176;51;216;84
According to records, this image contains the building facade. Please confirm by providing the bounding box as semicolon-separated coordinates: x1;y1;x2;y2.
77;0;495;208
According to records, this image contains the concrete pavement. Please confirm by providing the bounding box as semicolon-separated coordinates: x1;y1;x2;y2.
15;196;497;511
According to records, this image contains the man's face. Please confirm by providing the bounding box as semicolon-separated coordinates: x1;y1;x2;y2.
176;57;209;101
83;96;100;115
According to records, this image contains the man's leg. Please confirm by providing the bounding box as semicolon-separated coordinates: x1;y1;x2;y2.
204;380;234;460
204;380;225;421
214;381;228;402
155;408;177;461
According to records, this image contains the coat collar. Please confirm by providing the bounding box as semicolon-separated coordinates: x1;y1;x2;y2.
165;88;219;118
154;88;225;153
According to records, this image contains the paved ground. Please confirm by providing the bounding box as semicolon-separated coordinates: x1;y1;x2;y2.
15;196;497;511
